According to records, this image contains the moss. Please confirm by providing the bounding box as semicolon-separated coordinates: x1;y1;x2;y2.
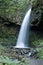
0;0;43;25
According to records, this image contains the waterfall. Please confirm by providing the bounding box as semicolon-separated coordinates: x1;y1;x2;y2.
15;7;32;48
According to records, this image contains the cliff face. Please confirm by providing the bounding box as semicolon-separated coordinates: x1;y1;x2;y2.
0;0;43;25
0;0;43;37
31;0;43;25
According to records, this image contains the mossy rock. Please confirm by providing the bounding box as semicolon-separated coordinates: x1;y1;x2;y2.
0;0;43;25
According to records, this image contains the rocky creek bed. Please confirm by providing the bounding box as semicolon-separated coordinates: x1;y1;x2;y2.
0;46;39;60
0;45;43;65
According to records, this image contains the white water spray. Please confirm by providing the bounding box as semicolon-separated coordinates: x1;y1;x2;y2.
15;7;32;48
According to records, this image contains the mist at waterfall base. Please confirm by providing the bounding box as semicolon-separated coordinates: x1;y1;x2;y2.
15;7;32;48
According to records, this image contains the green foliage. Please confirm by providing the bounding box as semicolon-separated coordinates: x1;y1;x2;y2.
39;49;43;59
16;58;29;65
0;0;31;24
0;56;18;65
0;56;29;65
36;48;43;59
0;25;18;45
32;39;41;47
0;0;43;24
30;31;43;47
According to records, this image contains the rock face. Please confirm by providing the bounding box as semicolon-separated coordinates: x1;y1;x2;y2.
0;0;43;25
31;0;43;26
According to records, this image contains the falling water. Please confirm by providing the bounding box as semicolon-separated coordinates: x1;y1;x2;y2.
15;7;32;48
